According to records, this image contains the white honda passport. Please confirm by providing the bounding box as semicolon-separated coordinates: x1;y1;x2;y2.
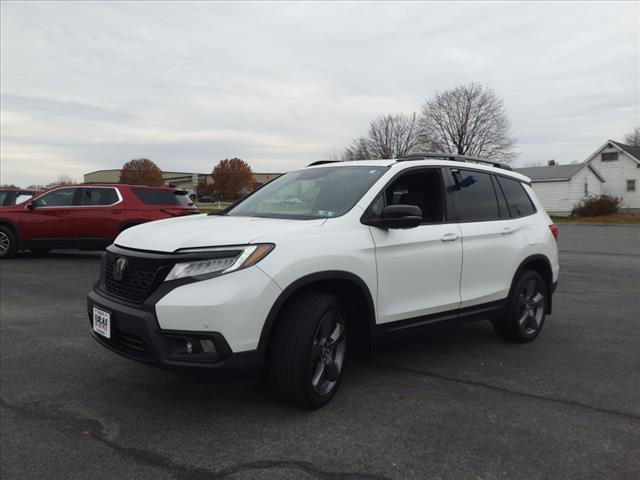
88;153;559;409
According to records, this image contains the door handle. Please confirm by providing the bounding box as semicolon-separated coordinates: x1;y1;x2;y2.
501;227;516;235
441;233;458;242
57;211;70;216
111;209;122;214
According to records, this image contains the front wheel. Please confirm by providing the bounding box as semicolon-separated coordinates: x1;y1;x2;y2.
269;292;347;409
493;270;547;343
0;226;18;259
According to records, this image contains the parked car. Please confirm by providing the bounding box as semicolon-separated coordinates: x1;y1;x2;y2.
87;154;559;409
0;184;198;258
0;188;42;206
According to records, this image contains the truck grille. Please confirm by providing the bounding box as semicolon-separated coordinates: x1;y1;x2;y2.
104;252;167;303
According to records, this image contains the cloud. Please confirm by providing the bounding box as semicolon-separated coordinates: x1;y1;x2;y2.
1;1;638;186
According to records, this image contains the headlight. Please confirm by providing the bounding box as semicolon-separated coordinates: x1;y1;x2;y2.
165;244;274;281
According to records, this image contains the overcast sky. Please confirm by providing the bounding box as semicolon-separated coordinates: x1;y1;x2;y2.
1;1;638;187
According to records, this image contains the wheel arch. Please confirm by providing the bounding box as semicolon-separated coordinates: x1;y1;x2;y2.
511;254;554;314
0;219;20;242
258;271;376;355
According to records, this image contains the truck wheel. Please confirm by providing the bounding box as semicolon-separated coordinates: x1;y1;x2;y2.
270;292;347;409
493;270;547;343
0;226;18;259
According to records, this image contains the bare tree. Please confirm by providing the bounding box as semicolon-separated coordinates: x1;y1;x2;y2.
48;173;76;187
624;127;640;146
344;113;423;160
419;83;517;163
343;137;374;161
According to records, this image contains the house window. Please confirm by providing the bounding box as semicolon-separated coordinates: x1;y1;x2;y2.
602;152;618;161
584;182;589;196
627;179;636;192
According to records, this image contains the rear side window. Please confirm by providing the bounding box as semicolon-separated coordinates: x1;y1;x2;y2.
496;176;536;218
449;169;500;222
79;188;119;206
133;188;192;206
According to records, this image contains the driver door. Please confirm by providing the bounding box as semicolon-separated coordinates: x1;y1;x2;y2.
367;168;463;324
20;187;79;242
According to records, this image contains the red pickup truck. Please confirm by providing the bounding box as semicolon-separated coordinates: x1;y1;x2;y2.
0;184;198;259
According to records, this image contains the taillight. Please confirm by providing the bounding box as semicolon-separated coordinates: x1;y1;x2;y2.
549;224;558;241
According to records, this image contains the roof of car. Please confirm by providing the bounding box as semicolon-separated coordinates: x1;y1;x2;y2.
307;158;531;183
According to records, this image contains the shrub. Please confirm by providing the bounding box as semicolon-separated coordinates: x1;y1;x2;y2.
572;194;621;217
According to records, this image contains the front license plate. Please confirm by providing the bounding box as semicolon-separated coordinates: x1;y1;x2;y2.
92;306;111;339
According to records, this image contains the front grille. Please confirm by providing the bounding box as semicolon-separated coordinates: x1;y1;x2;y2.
104;252;168;303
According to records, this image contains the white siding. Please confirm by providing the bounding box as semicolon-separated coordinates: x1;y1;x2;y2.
529;167;603;216
590;149;640;209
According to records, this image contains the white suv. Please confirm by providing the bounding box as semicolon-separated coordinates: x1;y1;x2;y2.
88;153;559;408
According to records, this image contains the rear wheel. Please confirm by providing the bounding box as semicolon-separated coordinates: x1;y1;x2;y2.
0;226;18;259
269;292;347;409
493;270;547;343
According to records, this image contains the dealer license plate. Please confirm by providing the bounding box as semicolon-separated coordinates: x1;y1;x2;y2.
92;306;111;339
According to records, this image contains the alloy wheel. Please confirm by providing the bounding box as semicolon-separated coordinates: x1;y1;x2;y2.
0;231;10;256
517;279;545;335
310;310;346;396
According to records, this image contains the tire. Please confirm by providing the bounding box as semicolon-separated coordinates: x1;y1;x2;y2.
269;292;347;409
493;270;547;343
0;226;18;259
30;248;50;256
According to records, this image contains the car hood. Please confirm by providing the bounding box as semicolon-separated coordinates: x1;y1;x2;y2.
115;214;327;253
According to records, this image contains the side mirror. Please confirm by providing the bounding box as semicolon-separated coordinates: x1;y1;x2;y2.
26;202;35;210
366;204;422;229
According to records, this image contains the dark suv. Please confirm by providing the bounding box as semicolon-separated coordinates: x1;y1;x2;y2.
0;184;197;259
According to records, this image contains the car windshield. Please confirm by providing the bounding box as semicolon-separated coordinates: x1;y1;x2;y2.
227;166;388;219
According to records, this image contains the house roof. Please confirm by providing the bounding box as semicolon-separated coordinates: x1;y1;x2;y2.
515;163;605;183
609;140;640;163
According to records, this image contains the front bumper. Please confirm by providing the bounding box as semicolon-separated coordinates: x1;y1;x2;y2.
87;290;264;376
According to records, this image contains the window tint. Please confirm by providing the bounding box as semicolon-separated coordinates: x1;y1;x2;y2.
491;176;510;219
34;188;77;207
79;188;119;206
496;176;536;217
133;188;184;205
380;169;445;223
449;169;500;222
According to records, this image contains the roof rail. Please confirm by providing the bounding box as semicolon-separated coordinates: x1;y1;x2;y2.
307;160;342;167
398;152;513;171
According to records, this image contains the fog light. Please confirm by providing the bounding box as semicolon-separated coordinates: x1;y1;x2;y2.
186;340;193;354
200;339;216;353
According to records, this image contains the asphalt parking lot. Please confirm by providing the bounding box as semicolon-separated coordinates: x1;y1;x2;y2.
1;224;639;480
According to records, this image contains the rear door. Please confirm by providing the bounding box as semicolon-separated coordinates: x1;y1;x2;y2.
71;187;124;244
368;167;463;324
446;168;527;307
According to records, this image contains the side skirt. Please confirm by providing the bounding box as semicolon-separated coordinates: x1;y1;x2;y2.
372;300;507;345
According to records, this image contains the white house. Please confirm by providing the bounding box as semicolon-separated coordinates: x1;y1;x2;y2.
516;162;606;216
584;140;639;211
516;139;640;216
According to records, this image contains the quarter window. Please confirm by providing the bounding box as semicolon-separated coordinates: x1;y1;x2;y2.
34;188;77;207
627;179;636;192
79;188;119;206
496;176;536;218
449;169;500;222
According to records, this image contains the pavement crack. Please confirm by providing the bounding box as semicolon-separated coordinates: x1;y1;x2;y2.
372;362;640;421
0;398;390;480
